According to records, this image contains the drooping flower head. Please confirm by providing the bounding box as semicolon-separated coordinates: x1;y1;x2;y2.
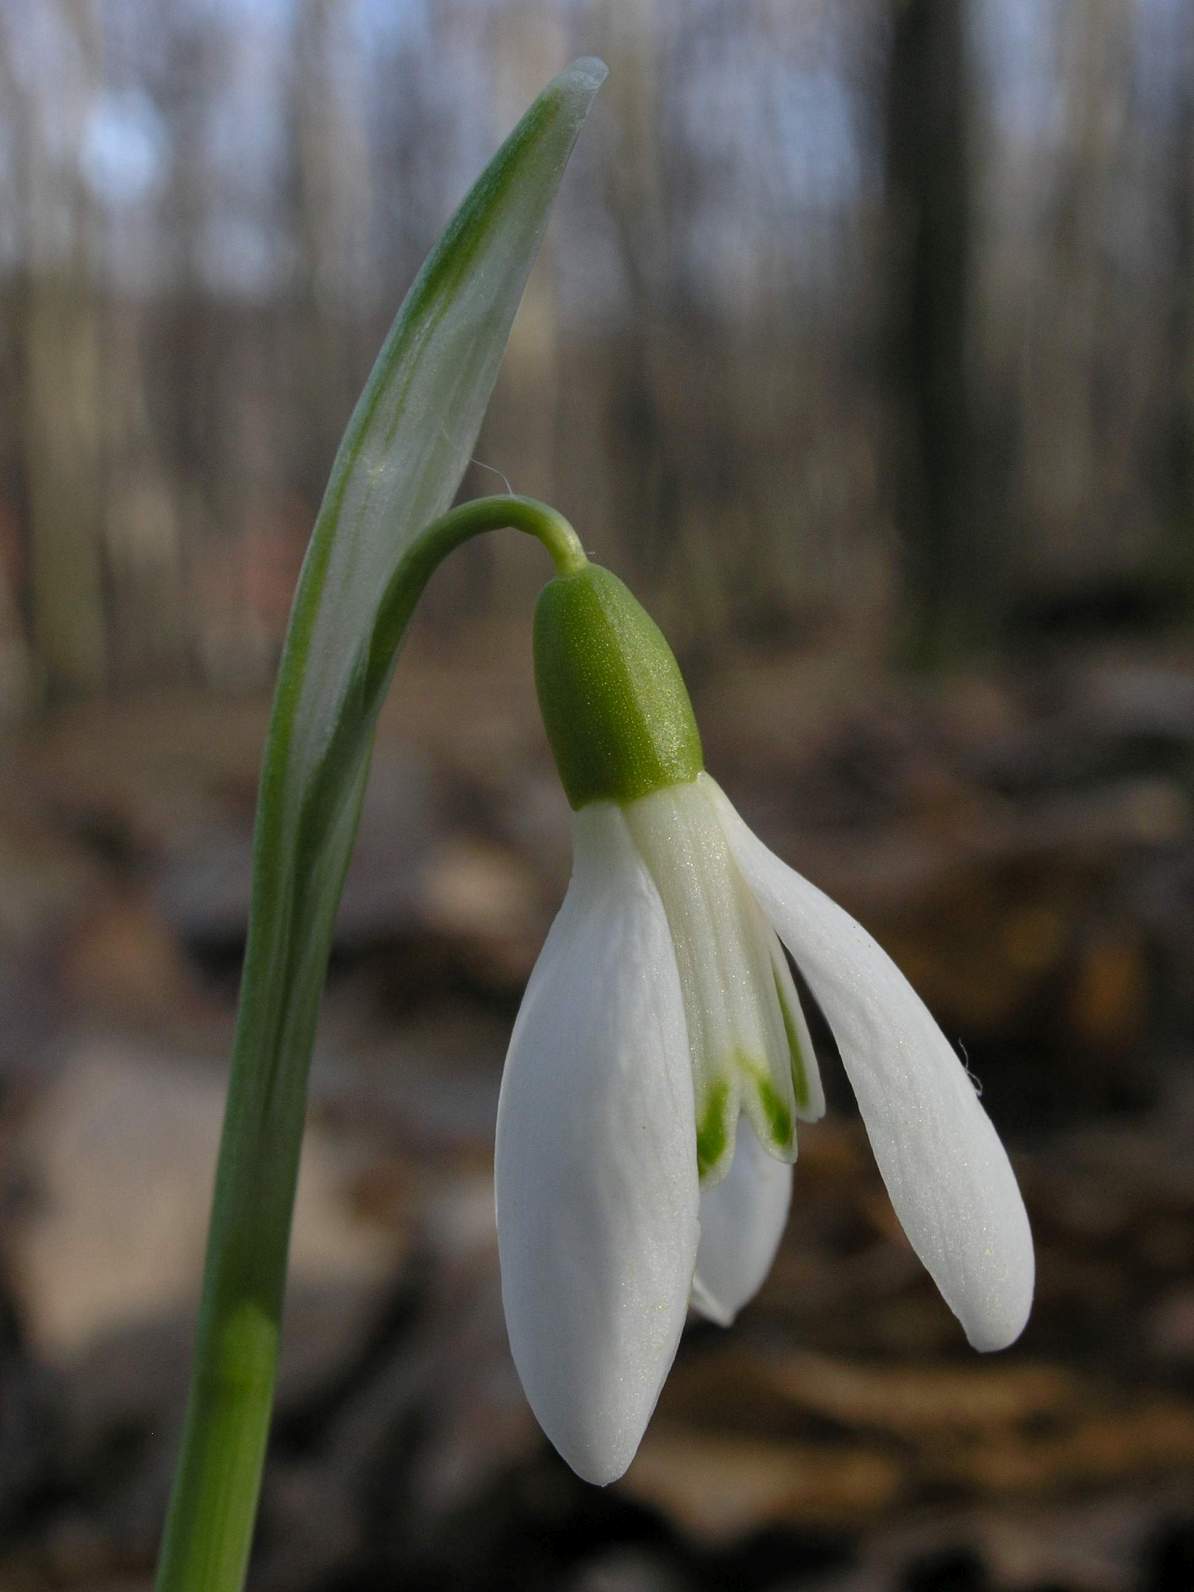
496;557;1034;1485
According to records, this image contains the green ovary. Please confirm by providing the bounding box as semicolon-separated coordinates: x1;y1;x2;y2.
533;565;704;809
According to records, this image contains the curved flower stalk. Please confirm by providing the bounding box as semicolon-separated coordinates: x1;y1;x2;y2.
497;559;1035;1486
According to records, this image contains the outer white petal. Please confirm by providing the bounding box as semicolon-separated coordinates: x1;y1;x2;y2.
703;775;1034;1352
495;802;699;1484
690;1117;793;1326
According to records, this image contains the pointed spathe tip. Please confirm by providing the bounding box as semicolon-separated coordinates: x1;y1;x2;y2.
566;56;609;91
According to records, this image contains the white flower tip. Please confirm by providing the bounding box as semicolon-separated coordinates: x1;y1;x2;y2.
957;1228;1035;1353
927;1155;1035;1354
527;1377;656;1486
504;1219;691;1488
966;1312;1029;1354
689;1277;737;1328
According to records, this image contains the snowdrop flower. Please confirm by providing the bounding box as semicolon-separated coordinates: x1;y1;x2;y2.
495;559;1034;1485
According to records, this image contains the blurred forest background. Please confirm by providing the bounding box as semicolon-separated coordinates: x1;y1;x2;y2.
2;3;1194;1591
3;0;1194;705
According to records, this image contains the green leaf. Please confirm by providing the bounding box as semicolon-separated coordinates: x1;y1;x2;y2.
156;58;605;1592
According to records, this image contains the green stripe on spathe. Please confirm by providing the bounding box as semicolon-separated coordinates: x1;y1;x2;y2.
533;564;703;809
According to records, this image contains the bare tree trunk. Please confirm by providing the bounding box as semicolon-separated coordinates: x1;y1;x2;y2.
17;0;108;695
1023;0;1129;591
598;0;671;583
0;36;34;716
883;0;978;665
293;0;374;480
1165;2;1194;600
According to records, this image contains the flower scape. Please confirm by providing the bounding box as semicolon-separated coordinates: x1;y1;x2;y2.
495;557;1035;1485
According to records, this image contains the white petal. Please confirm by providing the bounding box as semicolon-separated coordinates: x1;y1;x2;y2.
704;775;1034;1352
691;1117;793;1326
495;802;699;1484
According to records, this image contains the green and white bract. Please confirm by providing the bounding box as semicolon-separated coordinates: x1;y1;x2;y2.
495;560;1035;1487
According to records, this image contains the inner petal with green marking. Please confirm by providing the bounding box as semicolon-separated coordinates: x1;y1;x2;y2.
623;778;823;1185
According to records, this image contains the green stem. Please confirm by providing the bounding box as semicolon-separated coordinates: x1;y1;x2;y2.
155;496;584;1592
368;494;586;687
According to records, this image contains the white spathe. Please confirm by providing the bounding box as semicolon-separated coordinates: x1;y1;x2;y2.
495;774;1035;1486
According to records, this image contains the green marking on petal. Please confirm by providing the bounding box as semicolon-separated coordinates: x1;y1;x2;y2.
696;1079;730;1180
775;967;812;1113
756;1076;794;1151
